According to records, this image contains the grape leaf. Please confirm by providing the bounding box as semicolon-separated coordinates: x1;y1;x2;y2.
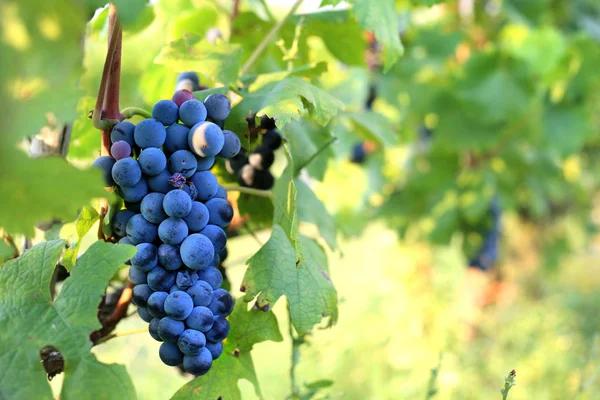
0;240;137;400
295;178;338;251
344;111;398;146
410;0;447;6
61;206;100;271
170;299;282;400
286;119;335;181
242;226;338;334
350;0;404;72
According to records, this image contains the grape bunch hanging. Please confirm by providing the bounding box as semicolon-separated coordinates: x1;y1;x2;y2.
93;86;240;375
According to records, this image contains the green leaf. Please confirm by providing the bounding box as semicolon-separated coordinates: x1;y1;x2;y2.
155;39;243;86
295;178;338;250
0;240;17;263
62;206;100;271
272;150;301;255
170;298;282;400
0;152;108;236
0;240;137;400
542;104;592;156
166;6;220;41
350;0;404;72
242;225;338;334
286;120;335;181
410;0;446;6
344;111;397;146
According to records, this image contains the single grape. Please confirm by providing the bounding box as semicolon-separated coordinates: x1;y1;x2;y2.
112;210;135;237
110;140;132;160
260;115;277;130
186;306;214;332
112;158;141;187
178;329;206;356
158;243;183;271
138;148;167;176
128;265;148;285
203;93;231;121
158;217;189;245
131;284;153;307
168;150;198;178
111;121;135;145
163;190;193;218
180;233;215;269
93;156;116;187
164;291;194;320
208;185;227;201
350;142;366;164
190;171;218;201
186;280;213;307
149;318;163;342
179;99;207;127
262;129;282;150
126;214;158;244
183;201;209;233
140;192;167;225
176;270;199;290
252;169;275;190
195;155;215;171
120;179;148;203
248;146;274;171
158;317;185;342
119;237;134;245
169;284;183;294
152;99;179;126
205;198;233;228
225;152;248;174
208;252;220;267
183;347;212;376
208;288;234;317
147;266;176;292
137;307;153;323
196;267;223;290
172;89;195;108
188;121;225;157
217;130;241;159
205;341;223;360
205;316;230;342
164;123;191;153
147;169;174;194
147;291;169;318
199;225;227;253
130;243;158;271
238;164;255;187
220;247;228;263
134;119;167;149
176;72;200;92
159;341;184;366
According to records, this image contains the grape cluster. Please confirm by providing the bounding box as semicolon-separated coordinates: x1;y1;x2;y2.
94;91;241;376
225;115;282;190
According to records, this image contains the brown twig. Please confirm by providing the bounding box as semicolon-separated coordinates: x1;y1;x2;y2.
231;0;241;22
91;281;134;345
97;206;107;240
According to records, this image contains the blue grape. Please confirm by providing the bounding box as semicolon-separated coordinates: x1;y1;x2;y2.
137;307;153;323
205;198;233;228
152;99;179;126
125;201;141;213
217;130;241;159
126;214;158;244
169;150;198;178
190;171;218;201
110;121;135;145
141;192;167;225
149;318;163;342
158;217;189;245
147;266;176;292
158;244;183;270
350;142;366;164
195;155;215;171
164;124;191;153
262;129;282;150
120;179;148;203
176;270;199;290
214;186;227;200
158;317;185;342
163;190;192;218
131;243;158;271
186;306;214;332
203;93;230;121
112;210;135;237
196;267;223;290
147;169;174;193
164;291;194;320
119;237;134;245
178;329;206;355
159;341;184;366
205;341;223;360
112;158;141;187
183;347;212;376
220;247;228;263
205;316;230;342
110;140;131;160
188;122;224;157
186;280;213;307
183;201;209;233
93;156;116;187
169;284;183;294
199;225;227;253
182;183;198;200
209;252;220;267
179;99;207;127
172;89;195;108
147;291;169;318
134;119;167;149
180;233;215;269
128;265;148;285
208;288;234;317
248;146;274;171
131;284;153;307
176;72;200;92
138;148;167;176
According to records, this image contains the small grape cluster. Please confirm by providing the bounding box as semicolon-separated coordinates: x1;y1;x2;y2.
93;88;241;376
225;115;282;190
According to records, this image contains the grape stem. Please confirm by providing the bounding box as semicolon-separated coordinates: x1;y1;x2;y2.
239;0;305;77
223;185;273;198
288;304;304;398
94;327;148;345
120;107;152;120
